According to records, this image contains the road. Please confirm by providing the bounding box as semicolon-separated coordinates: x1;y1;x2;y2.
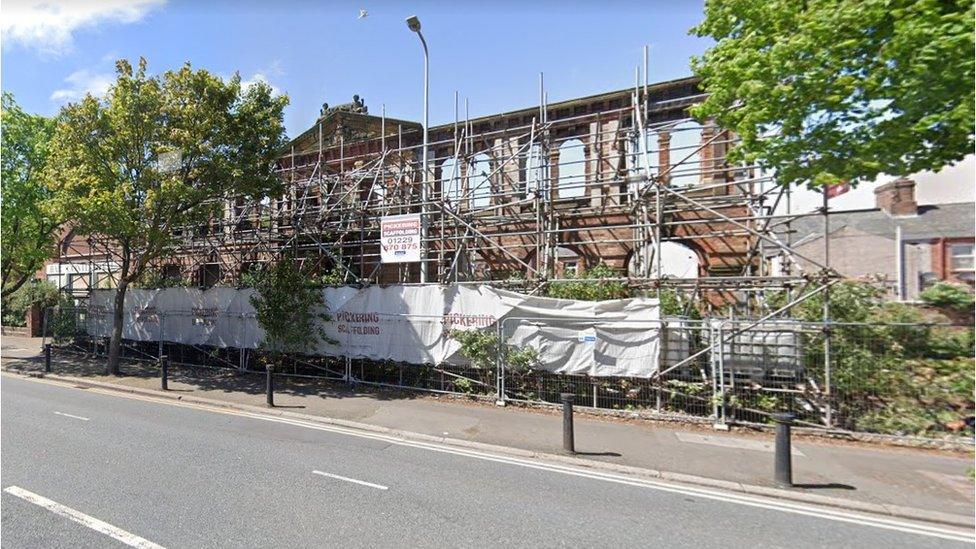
1;374;971;548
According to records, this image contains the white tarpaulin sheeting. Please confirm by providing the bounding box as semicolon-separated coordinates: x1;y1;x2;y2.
87;285;661;377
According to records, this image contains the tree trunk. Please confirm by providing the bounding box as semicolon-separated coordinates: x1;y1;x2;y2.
1;272;34;299
107;280;129;376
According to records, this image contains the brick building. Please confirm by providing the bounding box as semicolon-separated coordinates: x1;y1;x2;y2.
44;76;776;305
780;177;975;299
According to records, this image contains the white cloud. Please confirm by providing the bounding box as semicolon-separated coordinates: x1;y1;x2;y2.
240;72;281;95
2;0;166;56
50;69;114;102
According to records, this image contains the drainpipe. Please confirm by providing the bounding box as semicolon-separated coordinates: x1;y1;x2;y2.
895;225;904;300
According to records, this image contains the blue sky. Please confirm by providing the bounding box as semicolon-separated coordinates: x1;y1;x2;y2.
1;0;710;138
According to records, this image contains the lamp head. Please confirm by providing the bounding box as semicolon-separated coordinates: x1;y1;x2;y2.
406;15;421;32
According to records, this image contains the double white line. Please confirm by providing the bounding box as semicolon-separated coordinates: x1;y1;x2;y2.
210;406;974;543
21;377;976;544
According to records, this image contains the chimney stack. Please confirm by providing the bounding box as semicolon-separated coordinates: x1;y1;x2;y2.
874;177;917;216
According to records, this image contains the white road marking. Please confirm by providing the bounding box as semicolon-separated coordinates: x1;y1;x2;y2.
312;470;388;490
53;411;90;421
12;374;976;543
3;486;165;549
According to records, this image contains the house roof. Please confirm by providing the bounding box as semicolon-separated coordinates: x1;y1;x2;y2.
778;202;975;247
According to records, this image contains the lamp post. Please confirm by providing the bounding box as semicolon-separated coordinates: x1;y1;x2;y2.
406;15;429;283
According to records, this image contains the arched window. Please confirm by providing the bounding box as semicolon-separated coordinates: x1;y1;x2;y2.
558;138;586;198
667;121;702;188
439;156;461;205
524;143;543;195
468;153;492;208
629;241;700;279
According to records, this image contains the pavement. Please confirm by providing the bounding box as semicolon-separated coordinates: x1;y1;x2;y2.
2;335;974;540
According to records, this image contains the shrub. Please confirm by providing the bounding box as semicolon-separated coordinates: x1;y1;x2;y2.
2;279;60;327
248;260;331;370
451;328;539;394
545;263;631;301
920;282;974;313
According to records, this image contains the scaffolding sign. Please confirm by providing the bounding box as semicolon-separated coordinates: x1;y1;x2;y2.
380;214;422;263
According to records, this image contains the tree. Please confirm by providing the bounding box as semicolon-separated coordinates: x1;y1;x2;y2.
247;260;330;371
690;0;974;188
1;93;59;299
48;58;288;374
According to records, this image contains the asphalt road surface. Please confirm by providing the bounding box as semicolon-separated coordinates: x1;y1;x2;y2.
1;374;972;548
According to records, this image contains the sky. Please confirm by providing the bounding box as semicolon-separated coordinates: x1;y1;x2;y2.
2;0;972;214
1;0;709;137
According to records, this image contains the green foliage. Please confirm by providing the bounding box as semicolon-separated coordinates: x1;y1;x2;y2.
451;329;501;371
249;260;330;369
767;280;974;435
545;263;631;301
133;268;188;288
47;58;288;288
920;282;975;313
46;57;288;372
49;305;82;344
1;279;61;327
769;280;889;323
316;266;347;287
1;93;60;298
451;328;540;393
691;0;975;188
452;377;474;394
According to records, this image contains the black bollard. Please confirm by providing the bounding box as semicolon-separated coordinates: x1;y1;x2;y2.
772;412;795;488
266;368;275;407
44;343;51;373
160;355;168;391
561;393;575;454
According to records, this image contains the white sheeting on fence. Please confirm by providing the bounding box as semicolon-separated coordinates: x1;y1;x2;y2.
87;285;661;377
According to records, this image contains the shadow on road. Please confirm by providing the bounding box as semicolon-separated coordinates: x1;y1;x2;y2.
5;349;431;407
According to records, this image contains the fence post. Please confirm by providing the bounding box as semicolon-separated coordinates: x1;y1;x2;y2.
561;392;575;454
41;306;50;344
772;412;795;487
823;324;833;428
157;311;164;361
266;367;275;407
495;320;506;406
160;354;168;391
44;343;52;373
716;324;728;430
710;324;719;422
656;320;667;413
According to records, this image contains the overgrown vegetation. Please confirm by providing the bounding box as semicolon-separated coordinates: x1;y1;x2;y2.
773;281;974;436
451;329;539;393
545;263;631;301
1;279;61;327
248;260;331;371
920;282;974;314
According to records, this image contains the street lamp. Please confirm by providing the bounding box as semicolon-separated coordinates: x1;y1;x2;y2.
406;15;429;284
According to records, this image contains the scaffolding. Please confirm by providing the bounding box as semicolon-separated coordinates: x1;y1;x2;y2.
60;50;836;317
